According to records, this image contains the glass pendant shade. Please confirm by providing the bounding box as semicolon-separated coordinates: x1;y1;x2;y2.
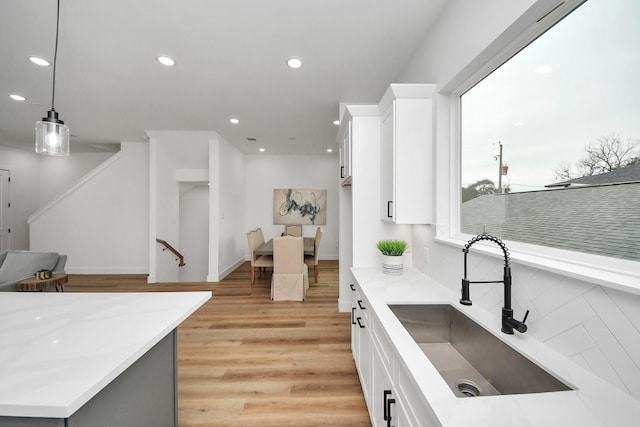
35;110;70;156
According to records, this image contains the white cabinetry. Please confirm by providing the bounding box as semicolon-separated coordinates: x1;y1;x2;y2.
338;119;352;185
337;105;380;187
379;84;435;224
351;279;436;426
350;281;372;406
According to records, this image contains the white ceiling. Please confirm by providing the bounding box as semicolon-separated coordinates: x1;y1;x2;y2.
1;0;447;155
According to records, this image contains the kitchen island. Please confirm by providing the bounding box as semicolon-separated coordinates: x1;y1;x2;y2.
0;291;210;426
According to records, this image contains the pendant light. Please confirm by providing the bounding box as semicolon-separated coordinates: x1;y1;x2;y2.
35;0;70;156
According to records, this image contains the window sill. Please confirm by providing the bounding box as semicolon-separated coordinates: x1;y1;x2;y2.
435;236;640;296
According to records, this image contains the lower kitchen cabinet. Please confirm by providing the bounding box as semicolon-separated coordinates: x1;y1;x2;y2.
351;279;437;427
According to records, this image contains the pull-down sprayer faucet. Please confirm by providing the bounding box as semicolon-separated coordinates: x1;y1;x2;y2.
460;233;529;334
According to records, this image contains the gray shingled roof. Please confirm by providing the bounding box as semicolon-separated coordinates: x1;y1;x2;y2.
461;182;640;262
546;162;640;187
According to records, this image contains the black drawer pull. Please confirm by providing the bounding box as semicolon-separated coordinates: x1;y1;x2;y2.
358;300;366;310
350;283;355;291
351;307;356;325
356;317;365;328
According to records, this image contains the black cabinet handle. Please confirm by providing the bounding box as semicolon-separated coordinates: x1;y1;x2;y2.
350;283;355;291
356;317;365;328
386;398;395;427
387;201;393;218
357;300;366;310
383;390;392;420
351;307;356;325
341;166;345;179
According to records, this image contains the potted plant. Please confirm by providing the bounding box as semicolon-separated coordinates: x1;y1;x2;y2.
376;240;408;275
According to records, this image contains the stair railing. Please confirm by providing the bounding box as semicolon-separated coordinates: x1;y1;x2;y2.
155;238;186;267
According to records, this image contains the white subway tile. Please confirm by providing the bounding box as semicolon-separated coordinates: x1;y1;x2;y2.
532;276;595;317
605;287;640;334
584;317;640;397
584;287;640;366
545;325;595;357
534;297;596;341
582;346;628;393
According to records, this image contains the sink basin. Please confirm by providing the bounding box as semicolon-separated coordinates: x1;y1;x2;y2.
388;304;572;397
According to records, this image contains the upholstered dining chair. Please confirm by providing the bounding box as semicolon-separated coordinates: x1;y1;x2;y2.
271;236;309;301
246;230;273;285
284;224;302;237
304;227;323;283
255;227;265;246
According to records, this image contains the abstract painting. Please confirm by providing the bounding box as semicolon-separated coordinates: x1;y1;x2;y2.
273;188;327;225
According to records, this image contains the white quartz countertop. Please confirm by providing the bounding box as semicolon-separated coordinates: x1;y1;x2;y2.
351;267;640;427
0;291;211;418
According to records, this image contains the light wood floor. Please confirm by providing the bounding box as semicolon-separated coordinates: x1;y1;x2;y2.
66;260;371;427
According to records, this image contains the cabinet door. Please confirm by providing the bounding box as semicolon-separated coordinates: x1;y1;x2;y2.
339;120;352;185
371;343;394;427
351;283;372;407
380;103;395;222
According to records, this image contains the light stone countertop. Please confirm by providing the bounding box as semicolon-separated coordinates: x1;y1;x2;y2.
351;267;640;427
0;291;211;418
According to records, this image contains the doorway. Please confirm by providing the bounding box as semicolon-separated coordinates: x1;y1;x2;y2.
0;169;10;250
178;183;209;282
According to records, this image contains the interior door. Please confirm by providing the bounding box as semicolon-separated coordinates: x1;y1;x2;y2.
0;169;10;250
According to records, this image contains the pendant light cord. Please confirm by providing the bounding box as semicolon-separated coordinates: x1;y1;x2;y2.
51;0;61;112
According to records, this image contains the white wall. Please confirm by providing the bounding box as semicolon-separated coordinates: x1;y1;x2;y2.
0;145;114;250
148;131;209;282
244;154;339;259
396;0;640;400
214;136;246;280
29;142;149;273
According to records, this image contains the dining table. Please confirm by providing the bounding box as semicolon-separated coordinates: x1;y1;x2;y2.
254;237;315;256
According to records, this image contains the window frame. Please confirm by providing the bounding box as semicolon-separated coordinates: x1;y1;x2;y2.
435;0;640;295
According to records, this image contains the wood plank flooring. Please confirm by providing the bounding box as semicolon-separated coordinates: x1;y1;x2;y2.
66;260;371;427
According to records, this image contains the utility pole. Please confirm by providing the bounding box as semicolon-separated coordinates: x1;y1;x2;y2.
497;142;503;193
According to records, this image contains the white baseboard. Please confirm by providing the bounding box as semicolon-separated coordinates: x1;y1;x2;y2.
66;267;148;275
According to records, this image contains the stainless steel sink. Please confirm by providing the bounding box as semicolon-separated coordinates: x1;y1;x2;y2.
388;304;572;397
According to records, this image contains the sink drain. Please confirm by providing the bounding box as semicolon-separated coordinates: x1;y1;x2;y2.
455;380;481;397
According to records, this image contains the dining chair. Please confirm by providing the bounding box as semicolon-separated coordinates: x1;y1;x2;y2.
284;224;302;237
246;230;273;285
271;236;309;301
255;227;265;246
304;227;323;283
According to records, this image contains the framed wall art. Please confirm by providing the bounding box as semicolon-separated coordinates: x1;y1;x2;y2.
273;188;327;225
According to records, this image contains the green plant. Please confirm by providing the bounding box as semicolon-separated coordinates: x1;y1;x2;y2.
376;240;408;256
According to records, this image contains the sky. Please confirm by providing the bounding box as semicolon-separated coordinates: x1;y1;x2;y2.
461;0;640;192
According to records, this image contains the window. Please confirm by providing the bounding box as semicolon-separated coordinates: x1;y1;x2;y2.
460;0;640;263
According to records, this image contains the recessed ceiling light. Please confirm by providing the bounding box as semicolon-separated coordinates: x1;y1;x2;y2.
229;118;240;124
513;122;525;126
258;148;265;152
29;56;50;66
157;55;176;66
286;57;303;69
535;65;551;74
9;94;26;101
333;120;340;126
326;148;333;153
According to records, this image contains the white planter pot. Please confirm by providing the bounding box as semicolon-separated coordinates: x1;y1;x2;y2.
381;254;403;275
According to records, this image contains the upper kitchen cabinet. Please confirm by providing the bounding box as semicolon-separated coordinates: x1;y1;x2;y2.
337;105;380;187
338;116;352;185
379;84;435;224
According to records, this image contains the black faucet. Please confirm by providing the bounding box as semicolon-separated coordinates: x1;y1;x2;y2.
460;233;529;335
